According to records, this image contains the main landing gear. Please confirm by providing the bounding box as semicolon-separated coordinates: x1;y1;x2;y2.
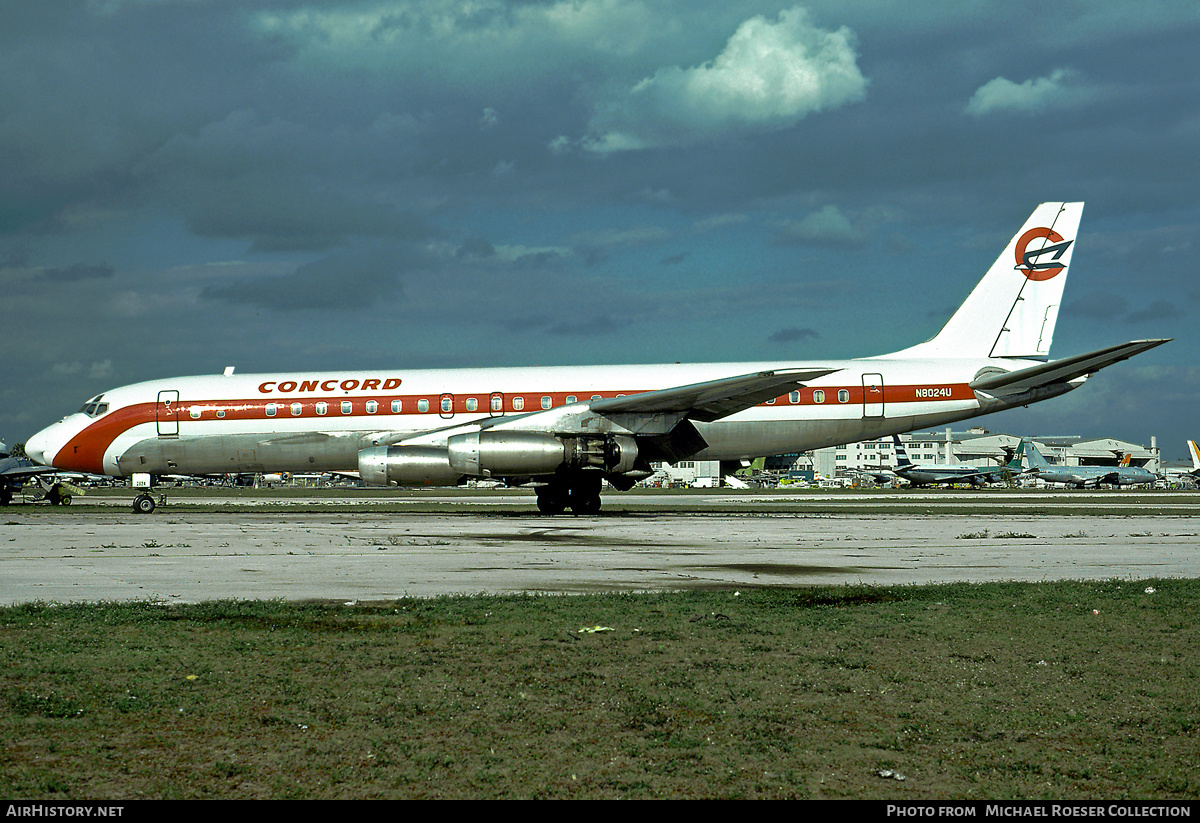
535;473;602;515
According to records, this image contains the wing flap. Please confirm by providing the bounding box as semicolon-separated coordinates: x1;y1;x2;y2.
589;368;838;422
970;339;1170;395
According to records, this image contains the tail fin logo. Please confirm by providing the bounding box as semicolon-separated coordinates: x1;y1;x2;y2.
1014;227;1073;281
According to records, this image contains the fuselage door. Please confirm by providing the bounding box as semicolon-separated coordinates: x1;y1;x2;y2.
862;374;884;418
157;390;180;436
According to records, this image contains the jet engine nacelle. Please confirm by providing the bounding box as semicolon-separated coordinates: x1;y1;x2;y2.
358;445;463;487
447;431;639;477
357;432;640;487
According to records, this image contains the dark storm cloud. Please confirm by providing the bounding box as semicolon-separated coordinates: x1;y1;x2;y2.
767;327;819;344
200;244;430;311
547;314;631;337
1126;300;1184;325
132;107;439;252
1064;291;1130;320
0;2;292;237
38;263;115;283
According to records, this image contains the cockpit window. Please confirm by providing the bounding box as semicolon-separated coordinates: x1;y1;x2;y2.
76;396;109;418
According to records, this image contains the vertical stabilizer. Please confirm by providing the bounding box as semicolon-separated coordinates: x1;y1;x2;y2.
1022;440;1051;470
1188;441;1200;471
896;202;1083;360
1006;440;1025;471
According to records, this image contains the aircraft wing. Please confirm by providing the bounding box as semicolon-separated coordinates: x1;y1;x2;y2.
588;368;839;423
970;339;1170;396
1;463;59;482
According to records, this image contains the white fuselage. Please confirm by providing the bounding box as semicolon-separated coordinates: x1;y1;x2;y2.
25;354;1062;478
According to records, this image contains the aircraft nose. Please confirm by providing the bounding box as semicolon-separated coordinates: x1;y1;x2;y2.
24;426;58;466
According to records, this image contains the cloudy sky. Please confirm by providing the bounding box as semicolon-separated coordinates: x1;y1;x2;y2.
2;0;1198;461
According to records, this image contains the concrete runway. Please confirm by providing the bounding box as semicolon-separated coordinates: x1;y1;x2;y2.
4;490;1199;604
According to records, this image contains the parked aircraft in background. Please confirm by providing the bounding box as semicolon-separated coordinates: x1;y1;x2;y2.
1188;441;1200;479
0;442;70;505
890;436;1022;487
841;465;899;485
25;203;1169;513
1019;439;1158;488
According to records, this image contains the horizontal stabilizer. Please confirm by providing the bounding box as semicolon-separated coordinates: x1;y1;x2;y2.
970;339;1171;395
589;368;838;422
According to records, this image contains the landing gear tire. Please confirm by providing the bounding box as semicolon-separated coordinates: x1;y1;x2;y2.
133;494;156;514
536;486;568;515
568;474;603;516
571;492;601;515
538;474;604;515
48;485;71;506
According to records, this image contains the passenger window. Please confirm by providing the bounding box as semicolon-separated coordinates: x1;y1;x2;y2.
440;395;453;413
566;395;576;404
190;407;202;419
366;400;378;414
466;398;478;412
316;402;327;416
490;395;503;412
814;390;825;403
391;400;402;413
291;403;302;416
541;396;552;409
341;401;352;414
838;390;849;403
513;397;524;411
418;399;429;412
789;391;800;404
265;404;277;417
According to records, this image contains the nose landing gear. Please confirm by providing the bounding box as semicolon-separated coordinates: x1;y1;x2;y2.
132;493;158;514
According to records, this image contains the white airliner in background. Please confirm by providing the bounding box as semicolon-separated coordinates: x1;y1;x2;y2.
26;202;1169;513
1185;441;1200;480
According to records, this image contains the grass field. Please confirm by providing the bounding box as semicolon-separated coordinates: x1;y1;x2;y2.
3;579;1197;799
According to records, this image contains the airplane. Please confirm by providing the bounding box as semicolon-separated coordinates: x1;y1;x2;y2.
841;467;898;485
0;441;71;505
24;202;1170;514
889;436;1022;487
1188;441;1200;479
1019;439;1158;488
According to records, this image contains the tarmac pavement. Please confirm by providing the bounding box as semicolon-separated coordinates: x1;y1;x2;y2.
3;494;1199;604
